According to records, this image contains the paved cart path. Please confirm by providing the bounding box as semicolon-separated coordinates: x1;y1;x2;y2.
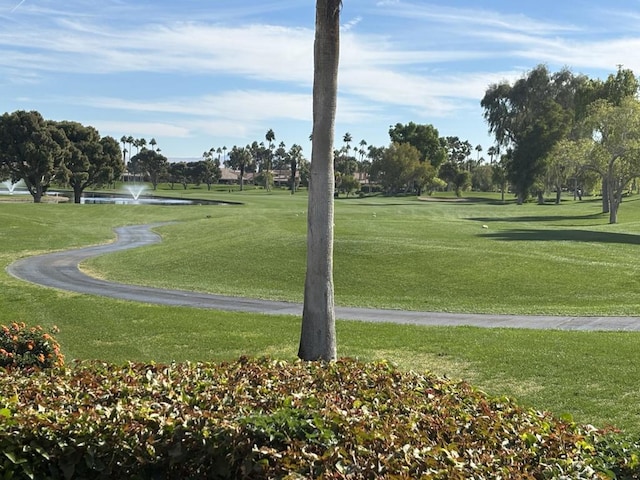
7;224;640;331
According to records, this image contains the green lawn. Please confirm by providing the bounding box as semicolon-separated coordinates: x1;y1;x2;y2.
2;187;640;434
91;187;640;315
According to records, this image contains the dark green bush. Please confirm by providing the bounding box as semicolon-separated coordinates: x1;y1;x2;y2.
0;357;637;479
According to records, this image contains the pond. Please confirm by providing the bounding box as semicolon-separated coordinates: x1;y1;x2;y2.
77;192;229;205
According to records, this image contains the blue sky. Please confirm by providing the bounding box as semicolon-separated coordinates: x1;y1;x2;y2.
2;1;639;160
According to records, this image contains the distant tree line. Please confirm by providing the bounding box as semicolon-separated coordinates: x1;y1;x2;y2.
221;129;310;194
4;65;638;221
328;66;640;225
0;111;124;203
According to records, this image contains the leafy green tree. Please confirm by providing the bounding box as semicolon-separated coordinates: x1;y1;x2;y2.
442;136;472;167
127;155;145;183
370;142;422;194
425;176;447;195
516;99;572;204
492;153;510;202
338;174;360;197
602;67;640;107
254;171;274;190
439;161;471;197
412;158;437;196
454;171;472;197
334;146;357;177
584;98;640;224
299;0;341;362
389;122;446;169
0;110;68;203
198;151;222;190
131;149;169;190
100;136;124;186
585;67;639;212
481;65;581;204
471;164;494;192
545;138;589;204
55;121;124;203
0;163;9;182
167;161;189;190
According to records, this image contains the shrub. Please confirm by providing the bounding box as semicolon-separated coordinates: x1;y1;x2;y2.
0;357;636;478
0;322;64;370
588;428;640;479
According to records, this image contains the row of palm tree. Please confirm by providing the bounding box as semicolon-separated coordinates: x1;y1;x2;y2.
119;136;159;165
122;128;496;197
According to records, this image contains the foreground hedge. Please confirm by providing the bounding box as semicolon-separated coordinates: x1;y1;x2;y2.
0;357;637;479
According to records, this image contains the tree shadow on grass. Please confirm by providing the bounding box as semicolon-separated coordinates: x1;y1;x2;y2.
480;229;640;245
468;213;605;224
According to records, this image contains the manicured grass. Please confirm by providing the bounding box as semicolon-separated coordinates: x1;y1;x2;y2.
2;189;640;435
90;188;640;315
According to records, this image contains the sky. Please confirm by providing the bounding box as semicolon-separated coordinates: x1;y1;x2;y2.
2;1;640;161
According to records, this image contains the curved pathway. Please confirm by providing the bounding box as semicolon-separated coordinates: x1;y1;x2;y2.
7;224;640;331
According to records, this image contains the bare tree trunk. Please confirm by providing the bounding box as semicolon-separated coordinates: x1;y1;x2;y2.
26;179;43;203
609;184;621;224
299;0;340;361
602;176;610;213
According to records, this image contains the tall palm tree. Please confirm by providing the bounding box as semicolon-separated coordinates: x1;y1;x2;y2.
149;138;157;151
120;136;128;172
264;129;276;191
126;136;134;160
266;129;276;148
487;145;498;164
137;138;147;154
288;143;302;194
299;0;341;361
358;139;367;161
124;136;134;180
343;132;352;154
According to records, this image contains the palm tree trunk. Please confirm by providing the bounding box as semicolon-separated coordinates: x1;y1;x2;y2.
299;0;340;361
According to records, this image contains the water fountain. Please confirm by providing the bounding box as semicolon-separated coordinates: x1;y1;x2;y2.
78;183;227;205
126;185;145;201
1;179;25;195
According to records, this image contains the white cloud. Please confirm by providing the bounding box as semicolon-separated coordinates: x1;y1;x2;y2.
95;121;191;139
374;1;581;36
